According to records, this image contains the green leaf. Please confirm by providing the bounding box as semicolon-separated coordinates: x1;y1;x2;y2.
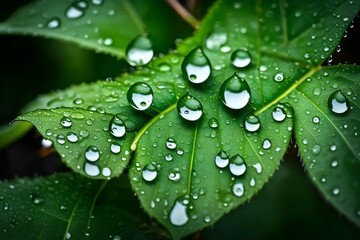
17;108;134;179
0;122;32;148
0;173;148;239
0;0;144;58
286;65;360;226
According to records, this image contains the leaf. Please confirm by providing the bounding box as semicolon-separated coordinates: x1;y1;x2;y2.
0;122;32;148
286;65;360;226
17;108;135;179
0;173;149;239
0;0;144;58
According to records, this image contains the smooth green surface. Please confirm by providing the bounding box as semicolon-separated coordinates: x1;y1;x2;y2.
0;0;144;58
0;173;147;239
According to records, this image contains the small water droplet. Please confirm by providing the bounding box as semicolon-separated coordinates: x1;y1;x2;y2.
328;90;350;114
273;72;284;82
102;167;111;177
31;195;44;205
177;93;203;121
84;162;100;176
244;114;261;132
142;163;158;182
181;47;211;84
56;135;66;144
214;150;230;168
42;139;52;148
46;17;61;29
66;132;78;143
272;107;286;122
253;163;262;173
168;168;181;182
219;73;251;110
65;1;88;19
158;62;171;72
330;145;337;151
85;146;100;162
229;154;247;176
127;82;153;111
169;196;191;226
331;160;338;167
177;148;184;156
332;188;340;195
126;34;153;66
311;144;321;155
110;142;121;154
312;116;320;124
109;115;126;138
250;178;256;186
165;153;173;161
205;31;227;50
262;139;271;149
60;117;72;128
204;216;212;223
232;181;244;197
313;88;322;96
91;0;103;5
208;117;219;129
231;49;251;68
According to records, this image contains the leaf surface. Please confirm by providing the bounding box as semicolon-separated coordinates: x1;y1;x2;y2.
0;173;148;239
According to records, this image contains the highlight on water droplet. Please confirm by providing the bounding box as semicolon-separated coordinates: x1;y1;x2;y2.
232;181;244;197
127;82;153;111
169;196;192;226
109;115;126;138
181;47;211;84
219;73;251;110
328;90;350;114
244;114;261;132
214;150;230;168
230;49;251;68
142;163;158;182
47;17;61;29
125;34;153;66
229;154;247;176
177;93;203;121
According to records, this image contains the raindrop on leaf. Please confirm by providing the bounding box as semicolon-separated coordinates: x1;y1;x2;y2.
273;72;284;82
219;73;251;110
262;138;272;149
205;31;228;51
125;34;153;66
208;117;219;129
229;154;247;176
84;162;100;176
127;82;153;111
84;146;100;162
214;150;230;168
272;107;286;122
328;90;350;114
169;196;192;226
46;17;61;29
177;93;203;121
232;181;245;197
109;115;126;138
166;138;177;150
230;49;251;68
244;114;261;132
181;47;211;83
60;117;72;128
142;163;158;182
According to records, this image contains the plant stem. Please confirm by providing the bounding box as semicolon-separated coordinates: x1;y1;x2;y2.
166;0;200;29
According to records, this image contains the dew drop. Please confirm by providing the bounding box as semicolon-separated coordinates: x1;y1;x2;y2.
31;194;44;205
166;137;177;150
60;117;72;128
102;167;111;177
165;153;173;161
127;82;153;111
330;145;337;151
56;135;66;145
272;107;286;122
273;72;284;82
331;160;338;167
42;138;52;148
169;197;191;226
110;142;121;154
231;49;251;68
177;148;184;156
205;31;227;50
214;150;230;168
313;88;322;96
219;73;251;110
229;154;247;176
158;62;171;72
91;0;103;5
47;17;61;29
208;117;219;129
181;47;211;84
66;132;78;143
311;144;321;155
253;163;262;173
142;163;158;182
312;116;320;124
262;138;272;149
125;34;153;66
177;93;203;121
332;188;340;195
328;90;350;114
84;146;100;162
232;181;244;197
65;1;88;19
168;168;181;182
84;162;100;176
244;114;261;132
109;115;126;138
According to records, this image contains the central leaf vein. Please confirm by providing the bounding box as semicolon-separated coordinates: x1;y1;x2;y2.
187;122;199;193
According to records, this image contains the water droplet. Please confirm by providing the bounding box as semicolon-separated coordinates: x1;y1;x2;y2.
65;1;88;19
219;73;251;110
66;132;78;143
60;117;72;128
177;93;203;121
142;163;158;182
205;31;227;50
109;115;126;138
127;82;153;111
208;118;219;129
56;135;66;144
158;62;171;72
272;107;286;122
262;139;271;149
181;47;211;83
84;162;100;176
214;150;230;168
332;188;340;195
177;148;184;156
102;167;111;177
125;34;153;66
169;197;191;226
253;163;262;173
42;139;52;148
91;0;103;5
311;144;321;155
31;195;44;205
165;153;173;161
330;145;337;151
250;178;256;186
231;49;251;68
313;88;322;96
244;114;261;132
85;146;100;162
229;154;247;176
331;160;338;167
232;181;244;197
166;138;177;150
312;116;320;124
47;17;61;29
328;90;350;114
110;142;121;154
273;72;284;82
168;168;181;182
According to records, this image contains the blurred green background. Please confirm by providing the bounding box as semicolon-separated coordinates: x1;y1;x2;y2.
0;1;359;239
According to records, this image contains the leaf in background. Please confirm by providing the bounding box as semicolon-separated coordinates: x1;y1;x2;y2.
0;173;148;239
0;0;144;58
17;108;134;179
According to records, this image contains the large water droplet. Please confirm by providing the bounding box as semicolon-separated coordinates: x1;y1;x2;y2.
67;132;78;143
127;82;153;111
102;167;111;177
109;115;126;138
142;163;158;182
219;73;251;110
65;1;88;19
328;90;350;114
56;135;66;145
231;49;251;68
47;17;61;29
272;107;286;122
168;168;181;182
166;137;177;150
125;34;153;66
229;154;247;176
244;114;261;132
169;196;191;226
262;138;272;149
177;93;203;121
205;31;228;50
85;146;100;162
84;162;100;176
214;150;230;168
208;118;219;129
181;47;211;84
60;117;72;128
232;181;244;197
110;142;121;154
